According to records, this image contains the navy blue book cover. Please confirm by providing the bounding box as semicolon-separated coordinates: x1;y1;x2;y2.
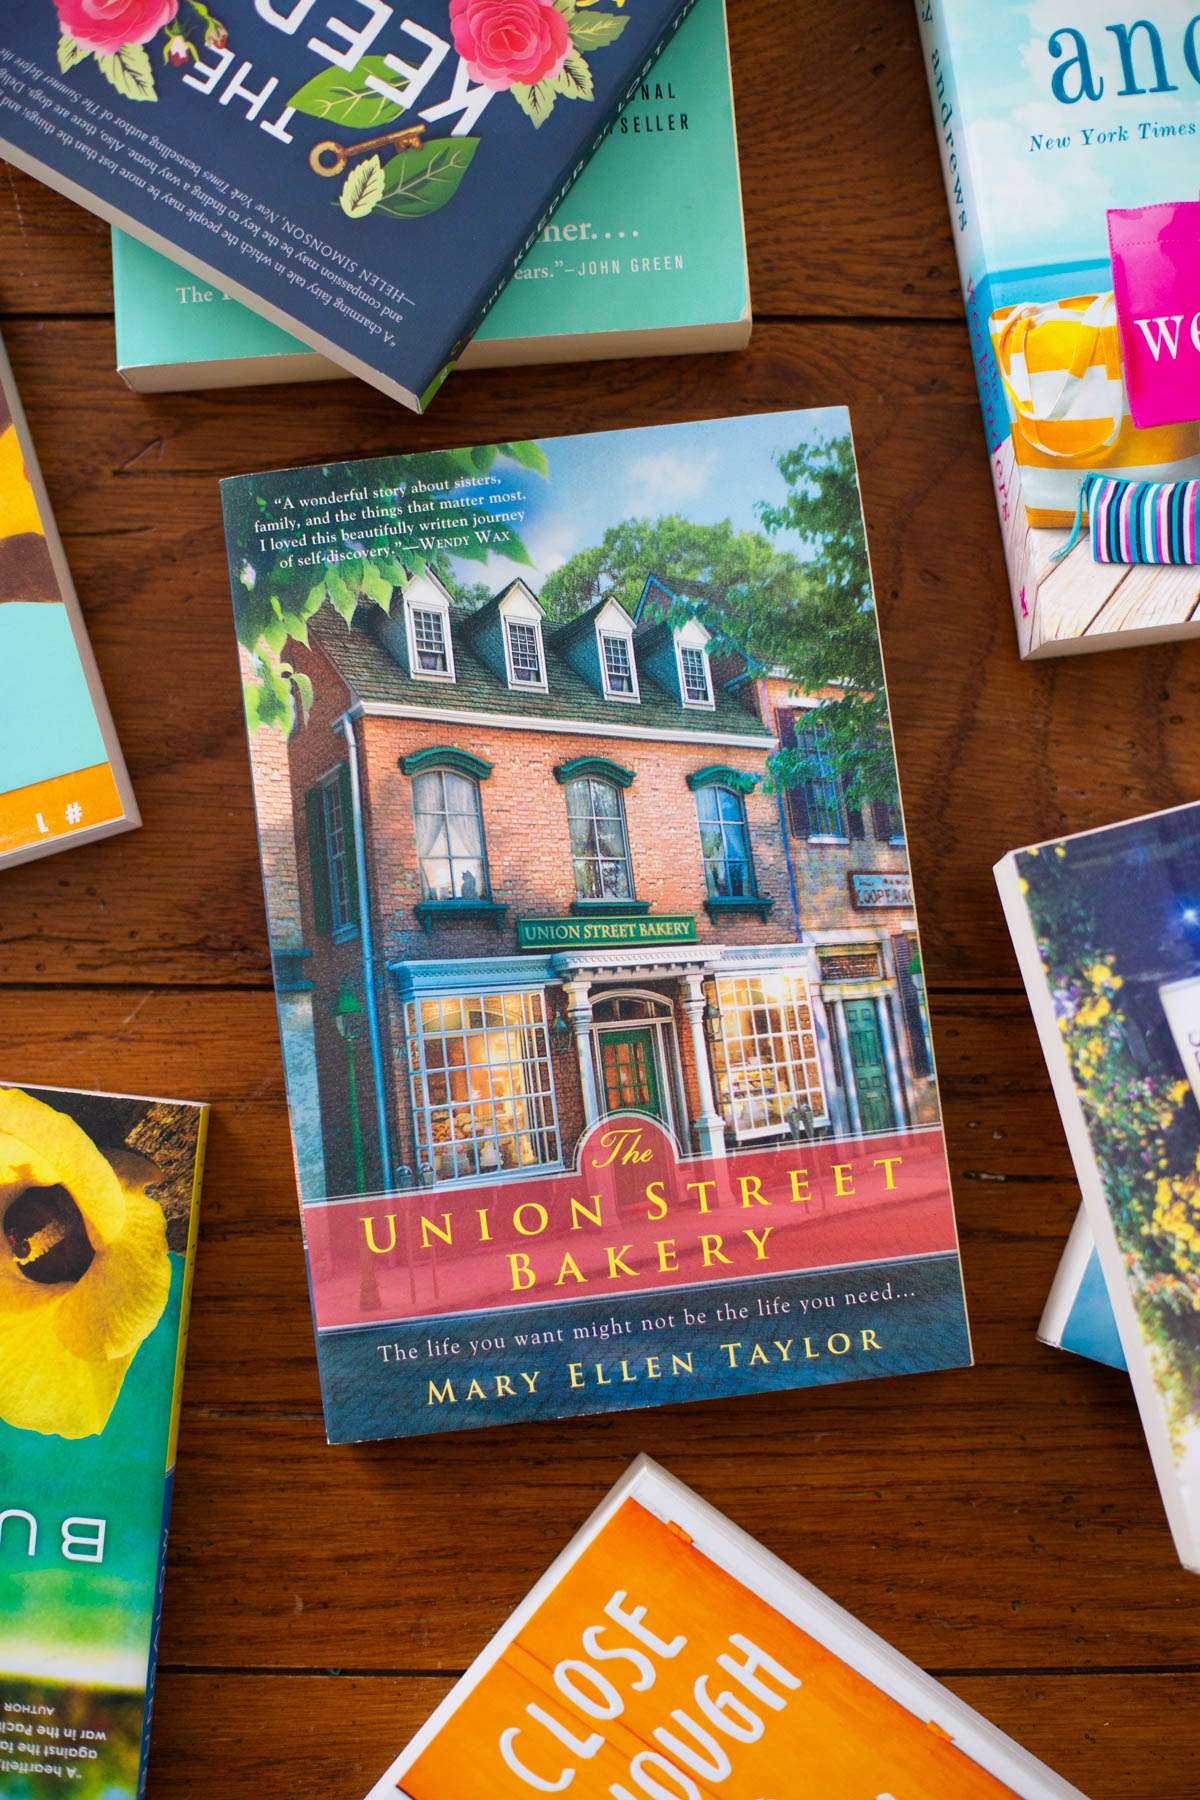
0;0;690;409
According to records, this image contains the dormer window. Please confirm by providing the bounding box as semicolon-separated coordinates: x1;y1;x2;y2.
506;618;544;687
403;582;456;683
600;630;637;699
679;644;711;705
413;608;448;673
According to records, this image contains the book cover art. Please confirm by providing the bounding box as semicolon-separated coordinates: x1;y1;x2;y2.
0;0;693;412
915;1;1200;657
112;0;749;389
221;407;971;1445
1038;1201;1127;1371
996;803;1200;1570
365;1456;1088;1800
0;1083;207;1800
0;332;138;868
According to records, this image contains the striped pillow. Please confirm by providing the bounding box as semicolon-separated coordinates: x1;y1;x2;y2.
1086;473;1200;564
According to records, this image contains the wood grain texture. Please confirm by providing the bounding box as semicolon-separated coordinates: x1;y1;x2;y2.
1;0;1198;1793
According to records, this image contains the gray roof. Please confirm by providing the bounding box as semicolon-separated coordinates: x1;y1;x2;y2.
307;600;771;742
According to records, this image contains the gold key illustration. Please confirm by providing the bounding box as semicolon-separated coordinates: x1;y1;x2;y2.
310;123;426;177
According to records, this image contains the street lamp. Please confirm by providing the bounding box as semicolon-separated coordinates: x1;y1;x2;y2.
702;995;722;1048
332;978;366;1194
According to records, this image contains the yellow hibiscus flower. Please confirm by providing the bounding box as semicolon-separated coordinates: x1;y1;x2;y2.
0;1088;171;1439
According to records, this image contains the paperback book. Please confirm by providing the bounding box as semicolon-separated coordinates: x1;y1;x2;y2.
916;1;1200;658
0;0;694;413
112;0;749;391
0;330;138;869
221;406;971;1444
996;801;1200;1571
1038;1201;1126;1371
364;1455;1089;1799
0;1083;208;1800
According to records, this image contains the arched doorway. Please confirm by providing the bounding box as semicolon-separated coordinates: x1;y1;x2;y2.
589;990;685;1141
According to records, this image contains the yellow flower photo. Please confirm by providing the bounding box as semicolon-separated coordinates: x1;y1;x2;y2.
0;1086;171;1439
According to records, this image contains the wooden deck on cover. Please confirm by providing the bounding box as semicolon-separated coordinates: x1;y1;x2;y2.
1;1;1198;1796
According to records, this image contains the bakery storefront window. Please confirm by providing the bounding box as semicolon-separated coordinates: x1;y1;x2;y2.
405;990;560;1182
710;972;825;1140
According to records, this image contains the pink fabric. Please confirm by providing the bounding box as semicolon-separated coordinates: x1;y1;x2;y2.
1110;201;1200;430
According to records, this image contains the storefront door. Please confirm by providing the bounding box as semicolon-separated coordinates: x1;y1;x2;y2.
598;1027;664;1122
843;998;895;1133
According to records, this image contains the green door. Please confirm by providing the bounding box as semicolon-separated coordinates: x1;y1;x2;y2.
843;998;895;1133
598;1028;664;1121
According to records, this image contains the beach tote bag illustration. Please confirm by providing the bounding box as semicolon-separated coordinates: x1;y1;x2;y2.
1109;201;1200;431
1052;471;1200;567
989;292;1200;528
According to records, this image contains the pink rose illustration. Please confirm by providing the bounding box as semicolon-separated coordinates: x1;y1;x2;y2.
55;0;179;56
449;0;571;91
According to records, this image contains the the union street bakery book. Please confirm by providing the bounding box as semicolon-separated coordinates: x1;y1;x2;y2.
363;1456;1090;1800
915;2;1200;659
221;406;972;1445
996;802;1200;1572
0;329;138;869
0;1083;208;1800
0;0;695;415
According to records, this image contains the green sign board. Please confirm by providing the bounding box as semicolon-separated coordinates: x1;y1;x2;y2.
517;914;698;951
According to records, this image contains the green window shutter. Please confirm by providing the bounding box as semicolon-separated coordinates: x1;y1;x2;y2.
338;762;361;919
305;787;332;936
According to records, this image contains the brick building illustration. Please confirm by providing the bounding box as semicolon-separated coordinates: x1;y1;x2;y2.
255;567;935;1201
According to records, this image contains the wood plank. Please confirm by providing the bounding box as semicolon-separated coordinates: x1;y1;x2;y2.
142;1668;1199;1800
0;0;963;327
3;319;1200;989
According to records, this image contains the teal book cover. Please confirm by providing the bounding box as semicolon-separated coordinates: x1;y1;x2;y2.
112;0;748;390
915;1;1200;658
0;1085;207;1800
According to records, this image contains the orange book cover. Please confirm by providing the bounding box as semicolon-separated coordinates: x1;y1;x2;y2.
365;1457;1090;1800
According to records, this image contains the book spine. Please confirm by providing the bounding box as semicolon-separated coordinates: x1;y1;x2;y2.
136;1108;208;1798
441;0;701;376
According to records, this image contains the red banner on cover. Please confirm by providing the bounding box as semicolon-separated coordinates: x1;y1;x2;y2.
303;1120;958;1331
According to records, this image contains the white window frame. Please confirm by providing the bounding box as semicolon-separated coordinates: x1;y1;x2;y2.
503;615;547;691
318;770;357;938
598;628;640;702
709;971;828;1143
404;592;456;683
676;638;714;709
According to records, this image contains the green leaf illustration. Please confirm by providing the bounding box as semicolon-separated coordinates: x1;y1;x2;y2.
509;78;559;127
288;56;406;127
374;137;479;218
57;34;90;72
569;11;627;47
553;48;593;101
339;154;385;218
96;43;157;102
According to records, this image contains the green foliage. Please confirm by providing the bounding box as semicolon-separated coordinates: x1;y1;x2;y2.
288;56;407;127
339;154;385;219
226;444;545;731
57;34;89;70
375;137;480;218
540;436;897;806
1020;844;1200;1448
96;42;156;101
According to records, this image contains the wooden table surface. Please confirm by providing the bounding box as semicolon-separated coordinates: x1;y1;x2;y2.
2;2;1198;1794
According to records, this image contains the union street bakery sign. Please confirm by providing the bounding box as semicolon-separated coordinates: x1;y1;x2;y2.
517;914;698;950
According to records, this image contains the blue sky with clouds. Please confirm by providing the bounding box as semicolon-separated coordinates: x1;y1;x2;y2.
447;407;851;596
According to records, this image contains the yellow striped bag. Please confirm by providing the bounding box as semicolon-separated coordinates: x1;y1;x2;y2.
989;292;1200;527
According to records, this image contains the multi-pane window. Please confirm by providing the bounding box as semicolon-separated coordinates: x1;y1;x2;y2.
405;991;560;1181
507;619;542;685
413;769;486;901
696;786;754;898
798;718;848;838
709;973;825;1140
680;645;711;703
566;777;633;900
412;607;449;674
601;632;635;695
322;780;354;930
